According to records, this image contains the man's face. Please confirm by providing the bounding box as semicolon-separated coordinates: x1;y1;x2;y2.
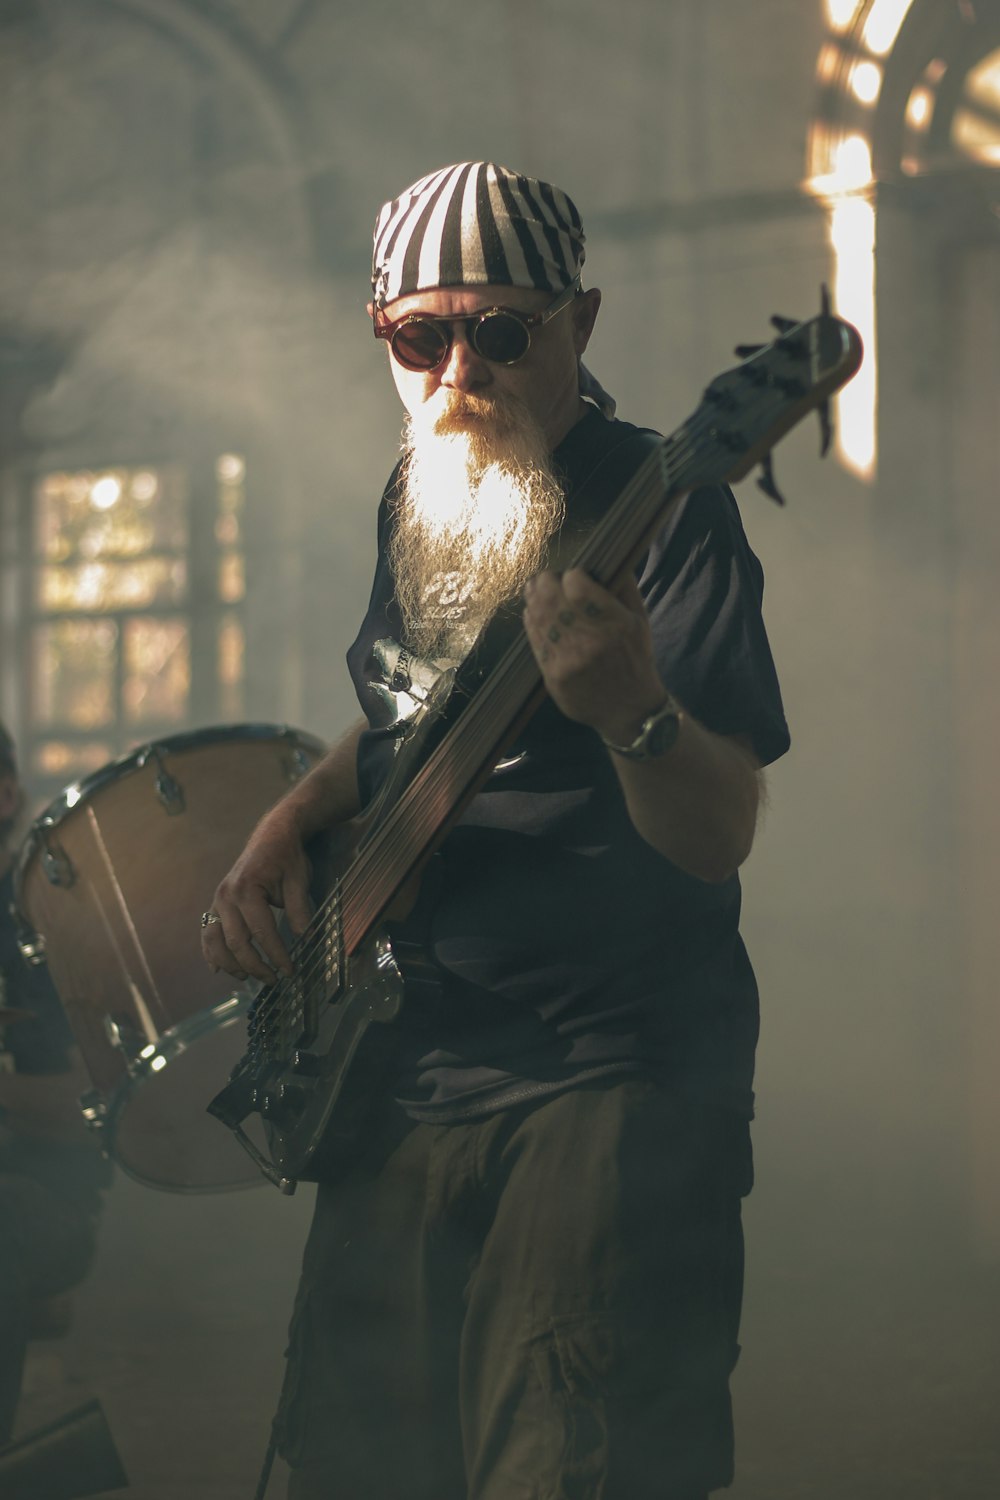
375;283;601;450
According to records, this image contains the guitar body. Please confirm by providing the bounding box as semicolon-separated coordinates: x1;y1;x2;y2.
256;921;405;1184
210;698;456;1187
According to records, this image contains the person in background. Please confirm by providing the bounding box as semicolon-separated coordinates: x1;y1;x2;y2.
0;721;111;1447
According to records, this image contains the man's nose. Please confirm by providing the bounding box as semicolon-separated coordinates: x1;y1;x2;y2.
440;327;491;392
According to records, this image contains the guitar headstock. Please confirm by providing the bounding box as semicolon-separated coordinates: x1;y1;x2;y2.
680;288;864;504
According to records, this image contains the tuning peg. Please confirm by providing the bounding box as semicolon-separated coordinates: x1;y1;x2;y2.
820;282;832;316
734;342;766;358
818;398;833;458
756;452;786;506
770;315;798;335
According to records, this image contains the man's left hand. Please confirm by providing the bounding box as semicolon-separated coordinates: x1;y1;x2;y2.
522;568;666;744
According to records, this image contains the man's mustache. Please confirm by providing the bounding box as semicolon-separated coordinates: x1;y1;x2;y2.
429;390;521;436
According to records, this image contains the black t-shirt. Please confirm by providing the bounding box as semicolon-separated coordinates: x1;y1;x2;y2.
346;408;789;1122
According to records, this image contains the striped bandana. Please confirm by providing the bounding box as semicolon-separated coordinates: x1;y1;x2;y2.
372;161;586;308
372;162;616;418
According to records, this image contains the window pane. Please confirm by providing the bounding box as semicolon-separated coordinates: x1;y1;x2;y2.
966;49;1000;112
37;556;188;612
34;739;115;780
952;106;1000;166
34;465;188;562
218;615;245;720
122;618;190;725
216;453;245;548
34;618;118;728
218;552;245;604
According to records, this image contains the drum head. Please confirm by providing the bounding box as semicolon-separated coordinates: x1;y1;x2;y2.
106;997;269;1193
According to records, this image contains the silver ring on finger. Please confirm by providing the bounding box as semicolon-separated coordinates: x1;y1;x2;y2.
201;910;222;928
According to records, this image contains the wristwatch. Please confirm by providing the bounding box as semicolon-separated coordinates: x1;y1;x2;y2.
601;697;682;760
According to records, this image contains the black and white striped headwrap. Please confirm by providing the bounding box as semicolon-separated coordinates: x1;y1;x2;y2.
372;162;616;417
372;161;586;309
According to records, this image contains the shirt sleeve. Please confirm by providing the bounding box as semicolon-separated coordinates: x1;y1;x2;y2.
638;483;790;767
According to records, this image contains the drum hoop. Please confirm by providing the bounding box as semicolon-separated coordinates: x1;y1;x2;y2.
99;992;257;1194
12;721;326;911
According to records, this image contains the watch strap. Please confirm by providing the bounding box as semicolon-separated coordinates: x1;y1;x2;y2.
601;697;682;760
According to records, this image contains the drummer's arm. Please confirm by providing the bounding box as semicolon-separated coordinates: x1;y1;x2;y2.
203;719;366;982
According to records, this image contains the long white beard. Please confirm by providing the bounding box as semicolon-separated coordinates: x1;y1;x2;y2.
389;390;566;659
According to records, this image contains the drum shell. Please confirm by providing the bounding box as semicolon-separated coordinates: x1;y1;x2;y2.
13;725;324;1189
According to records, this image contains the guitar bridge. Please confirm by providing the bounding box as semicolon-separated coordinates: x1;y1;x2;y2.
207;1073;297;1193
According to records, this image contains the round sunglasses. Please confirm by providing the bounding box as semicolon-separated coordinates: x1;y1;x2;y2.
373;275;582;372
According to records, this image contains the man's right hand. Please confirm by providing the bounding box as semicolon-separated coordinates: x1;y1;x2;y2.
200;808;315;983
200;719;365;984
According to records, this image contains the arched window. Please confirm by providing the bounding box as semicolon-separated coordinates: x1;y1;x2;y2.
806;0;1000;479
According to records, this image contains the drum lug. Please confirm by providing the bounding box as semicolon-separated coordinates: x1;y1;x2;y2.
103;1012;147;1072
15;922;47;967
34;820;75;887
136;744;185;815
78;1088;109;1137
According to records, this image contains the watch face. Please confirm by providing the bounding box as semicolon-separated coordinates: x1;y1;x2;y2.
646;706;680;756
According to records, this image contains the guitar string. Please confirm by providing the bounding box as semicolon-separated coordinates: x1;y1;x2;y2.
250;344;827;1048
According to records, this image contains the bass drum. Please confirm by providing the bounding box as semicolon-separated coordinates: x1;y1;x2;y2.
13;723;325;1192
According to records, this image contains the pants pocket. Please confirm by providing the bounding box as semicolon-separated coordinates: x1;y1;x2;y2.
528;1314;616;1500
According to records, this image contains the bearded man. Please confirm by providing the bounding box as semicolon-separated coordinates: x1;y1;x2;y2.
203;162;789;1500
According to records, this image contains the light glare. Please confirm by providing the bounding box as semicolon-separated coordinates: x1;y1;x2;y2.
952;108;1000;164
829;197;877;480
863;0;915;58
90;475;122;511
850;60;883;104
965;49;1000;111
217;453;245;483
824;0;859;31
905;86;933;129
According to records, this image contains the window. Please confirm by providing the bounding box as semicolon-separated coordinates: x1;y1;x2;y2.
952;48;1000;167
23;454;247;794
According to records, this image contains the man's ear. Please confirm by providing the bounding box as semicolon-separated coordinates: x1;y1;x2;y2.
572;287;601;357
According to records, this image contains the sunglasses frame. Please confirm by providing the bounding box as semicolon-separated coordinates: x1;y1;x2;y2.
373;274;583;372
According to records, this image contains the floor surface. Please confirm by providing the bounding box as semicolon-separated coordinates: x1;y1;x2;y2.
14;1164;1000;1499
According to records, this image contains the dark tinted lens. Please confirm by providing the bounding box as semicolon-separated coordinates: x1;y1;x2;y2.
391;319;450;370
472;311;531;364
